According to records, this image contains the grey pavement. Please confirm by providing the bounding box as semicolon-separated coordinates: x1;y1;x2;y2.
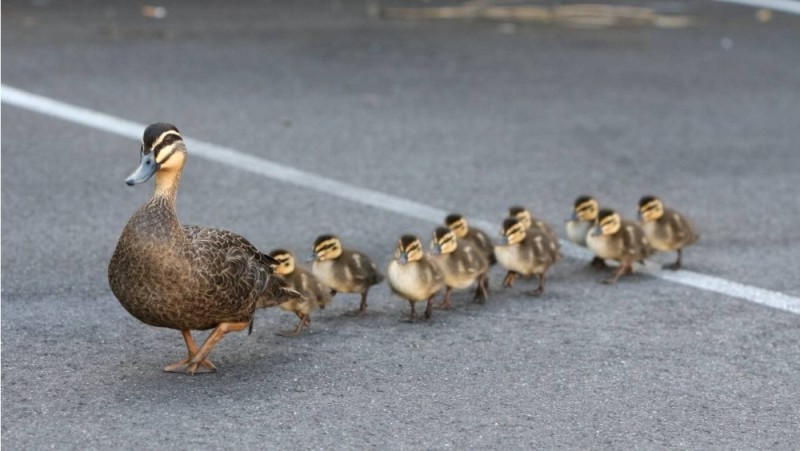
2;0;800;448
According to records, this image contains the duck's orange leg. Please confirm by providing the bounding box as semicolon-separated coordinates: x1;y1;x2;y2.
164;329;217;374
183;321;250;375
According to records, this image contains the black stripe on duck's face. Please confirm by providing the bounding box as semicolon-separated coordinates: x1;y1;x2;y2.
575;198;599;221
445;215;468;238
598;211;622;235
500;217;526;245
313;237;342;260
510;207;532;229
268;250;295;275
431;227;457;254
396;235;423;263
638;198;664;221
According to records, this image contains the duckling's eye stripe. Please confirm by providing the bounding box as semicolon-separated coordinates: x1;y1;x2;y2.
316;243;336;252
4;84;798;316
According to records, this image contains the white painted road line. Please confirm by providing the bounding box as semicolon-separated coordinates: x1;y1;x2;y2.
3;84;800;315
713;0;800;14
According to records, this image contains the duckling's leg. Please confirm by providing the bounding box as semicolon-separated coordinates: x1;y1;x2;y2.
502;271;517;288
425;294;435;319
601;262;632;285
182;321;250;375
473;273;489;303
277;312;308;337
436;287;454;310
664;249;682;270
164;329;217;374
402;299;417;323
590;256;608;268
528;274;545;297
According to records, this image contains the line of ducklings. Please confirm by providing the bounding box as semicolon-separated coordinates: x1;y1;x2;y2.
266;197;698;332
110;123;701;373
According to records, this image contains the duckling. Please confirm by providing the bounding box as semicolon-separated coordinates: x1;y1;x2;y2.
311;235;383;316
508;205;561;262
386;235;445;321
108;123;298;375
444;213;496;265
429;227;490;309
494;217;557;296
565;195;607;268
265;249;332;336
509;205;558;241
638;196;699;270
586;208;654;284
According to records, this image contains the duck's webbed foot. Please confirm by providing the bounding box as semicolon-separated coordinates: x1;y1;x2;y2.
164;356;217;374
164;329;217;374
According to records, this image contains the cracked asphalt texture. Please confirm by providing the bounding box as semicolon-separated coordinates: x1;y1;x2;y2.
3;0;799;448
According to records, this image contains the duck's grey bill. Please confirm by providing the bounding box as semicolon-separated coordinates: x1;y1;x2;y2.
125;154;158;186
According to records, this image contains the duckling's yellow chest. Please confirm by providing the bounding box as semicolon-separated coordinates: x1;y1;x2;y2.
566;220;592;246
586;233;620;260
312;259;354;293
387;260;442;302
640;220;673;251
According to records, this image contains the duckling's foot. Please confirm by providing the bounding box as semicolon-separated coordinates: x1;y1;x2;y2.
343;308;367;317
600;264;630;285
435;287;453;309
425;295;434;319
502;271;517;288
664;261;681;270
401;300;417;323
473;274;489;303
276;329;301;337
589;257;608;269
276;323;305;337
276;314;309;337
344;292;369;317
164;357;217;374
527;274;545;296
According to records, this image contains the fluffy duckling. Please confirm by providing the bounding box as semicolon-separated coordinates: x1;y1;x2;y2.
108;123;298;375
265;249;332;336
387;235;445;322
508;205;561;262
429;227;490;309
586;208;654;284
565;195;607;268
638;196;699;270
494;217;557;296
444;213;496;265
311;235;383;316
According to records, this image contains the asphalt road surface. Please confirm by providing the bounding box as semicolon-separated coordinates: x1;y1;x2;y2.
3;0;800;448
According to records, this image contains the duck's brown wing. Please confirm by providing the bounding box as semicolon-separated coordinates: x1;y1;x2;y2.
469;228;497;265
346;250;385;286
620;221;654;261
661;208;699;247
182;226;293;312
